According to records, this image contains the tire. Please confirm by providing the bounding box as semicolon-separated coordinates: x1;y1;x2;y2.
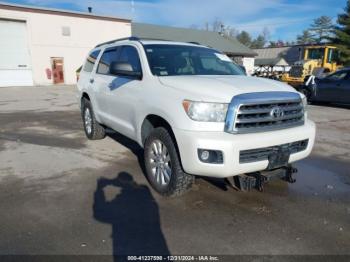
144;127;194;196
81;98;106;140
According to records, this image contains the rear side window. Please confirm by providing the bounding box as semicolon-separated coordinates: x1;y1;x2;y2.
97;48;118;74
83;50;100;72
118;46;142;72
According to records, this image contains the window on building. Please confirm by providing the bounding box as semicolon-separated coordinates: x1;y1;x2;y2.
83;50;100;72
62;26;71;36
97;48;118;74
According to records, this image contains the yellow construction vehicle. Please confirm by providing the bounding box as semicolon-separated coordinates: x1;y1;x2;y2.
281;45;342;87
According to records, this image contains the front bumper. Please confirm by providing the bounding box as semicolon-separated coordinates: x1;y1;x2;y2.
173;120;316;178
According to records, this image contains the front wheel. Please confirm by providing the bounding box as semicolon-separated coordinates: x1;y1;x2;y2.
144;127;194;196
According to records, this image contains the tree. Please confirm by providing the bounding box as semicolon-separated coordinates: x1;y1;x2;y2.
262;27;270;42
309;15;333;43
224;26;238;38
330;0;350;65
297;30;314;44
268;41;278;47
268;40;285;47
251;35;266;48
212;18;223;32
236;31;252;47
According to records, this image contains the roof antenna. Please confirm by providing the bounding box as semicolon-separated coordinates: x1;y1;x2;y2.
88;7;92;13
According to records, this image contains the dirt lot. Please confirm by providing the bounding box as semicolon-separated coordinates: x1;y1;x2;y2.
0;85;349;258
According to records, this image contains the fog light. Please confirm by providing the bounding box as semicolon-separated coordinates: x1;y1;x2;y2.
200;150;210;161
198;149;223;164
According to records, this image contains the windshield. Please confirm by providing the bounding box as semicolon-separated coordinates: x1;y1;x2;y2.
144;44;245;76
306;48;325;60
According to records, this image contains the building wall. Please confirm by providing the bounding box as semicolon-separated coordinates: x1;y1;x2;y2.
0;8;131;85
232;56;255;75
242;57;255;76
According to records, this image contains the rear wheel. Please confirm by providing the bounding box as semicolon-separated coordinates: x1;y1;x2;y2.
81;98;106;140
144;127;194;196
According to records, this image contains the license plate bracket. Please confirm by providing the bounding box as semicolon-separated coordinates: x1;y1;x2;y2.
267;146;291;170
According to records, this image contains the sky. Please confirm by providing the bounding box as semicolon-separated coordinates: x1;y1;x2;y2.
4;0;348;41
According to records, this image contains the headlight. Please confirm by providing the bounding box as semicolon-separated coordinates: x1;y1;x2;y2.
301;95;307;111
301;94;308;119
182;100;228;122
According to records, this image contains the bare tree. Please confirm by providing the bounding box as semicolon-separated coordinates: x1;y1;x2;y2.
204;22;209;31
262;27;270;42
212;18;223;32
224;25;238;37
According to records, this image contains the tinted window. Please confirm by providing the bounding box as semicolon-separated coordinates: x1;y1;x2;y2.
307;48;325;60
327;49;341;63
326;71;348;81
118;46;141;72
97;48;118;74
83;50;100;72
144;44;244;76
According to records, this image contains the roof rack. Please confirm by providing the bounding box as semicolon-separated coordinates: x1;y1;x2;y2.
95;36;140;47
95;36;204;48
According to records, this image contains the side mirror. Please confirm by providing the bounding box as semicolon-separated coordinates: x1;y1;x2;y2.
110;62;142;79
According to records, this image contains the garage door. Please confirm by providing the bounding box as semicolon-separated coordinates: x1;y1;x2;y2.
0;20;33;87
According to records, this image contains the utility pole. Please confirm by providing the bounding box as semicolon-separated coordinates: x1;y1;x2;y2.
131;0;135;19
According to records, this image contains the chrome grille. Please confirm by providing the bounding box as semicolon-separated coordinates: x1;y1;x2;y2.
225;92;305;134
240;139;308;164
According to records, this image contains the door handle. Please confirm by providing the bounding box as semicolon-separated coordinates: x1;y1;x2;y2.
89;78;94;84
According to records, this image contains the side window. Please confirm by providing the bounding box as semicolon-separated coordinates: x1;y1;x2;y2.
345;72;350;80
97;48;118;75
326;71;348;81
118;46;141;72
83;50;100;72
200;56;231;74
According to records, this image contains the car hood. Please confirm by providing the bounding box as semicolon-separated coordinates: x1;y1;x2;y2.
158;75;297;103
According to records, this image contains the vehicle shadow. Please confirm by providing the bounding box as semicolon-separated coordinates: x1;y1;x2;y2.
107;130;146;174
93;172;170;261
106;131;231;192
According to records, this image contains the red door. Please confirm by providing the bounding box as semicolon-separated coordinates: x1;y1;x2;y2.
52;58;64;84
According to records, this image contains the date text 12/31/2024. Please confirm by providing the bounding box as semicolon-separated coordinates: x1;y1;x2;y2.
127;256;220;261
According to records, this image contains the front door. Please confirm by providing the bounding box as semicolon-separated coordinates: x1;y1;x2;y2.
105;45;143;140
52;58;64;84
335;74;350;104
316;71;348;102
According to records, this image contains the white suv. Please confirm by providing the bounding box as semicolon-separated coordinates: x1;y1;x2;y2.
77;37;316;196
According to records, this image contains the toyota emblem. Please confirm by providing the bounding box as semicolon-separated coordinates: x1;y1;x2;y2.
270;106;284;119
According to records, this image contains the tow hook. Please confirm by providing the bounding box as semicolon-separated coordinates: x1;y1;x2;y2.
283;165;297;183
227;165;298;192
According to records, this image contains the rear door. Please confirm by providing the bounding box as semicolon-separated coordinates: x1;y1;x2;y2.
92;47;120;123
79;49;101;107
336;73;350;104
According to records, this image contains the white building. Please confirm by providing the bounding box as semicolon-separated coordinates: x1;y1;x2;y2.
0;2;131;86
